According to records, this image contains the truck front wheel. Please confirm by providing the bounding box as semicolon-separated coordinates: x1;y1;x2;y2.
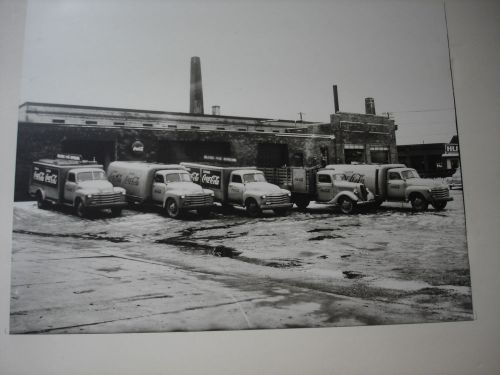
165;198;181;219
410;194;429;212
75;199;86;218
246;199;261;217
338;197;357;215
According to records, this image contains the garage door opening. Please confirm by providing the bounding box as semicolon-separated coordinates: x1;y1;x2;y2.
257;143;288;167
61;140;116;169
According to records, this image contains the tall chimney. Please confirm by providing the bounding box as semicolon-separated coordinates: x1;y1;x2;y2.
333;85;340;113
190;56;204;114
365;97;375;115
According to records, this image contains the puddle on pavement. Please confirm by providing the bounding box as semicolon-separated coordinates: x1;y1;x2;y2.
308;234;344;241
343;271;364;279
13;229;129;243
156;237;241;257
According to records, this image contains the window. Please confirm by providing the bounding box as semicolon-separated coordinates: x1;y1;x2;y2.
154;174;164;183
216;127;225;131
168;125;177;129
232;175;242;183
318;174;332;183
85;120;97;125
165;173;191;183
333;174;347;181
191;126;200;130
401;169;420;179
68;173;76;182
143;123;153;127
243;173;266;183
256;128;265;132
238;129;247;132
114;122;125;126
389;172;401;180
52;119;65;124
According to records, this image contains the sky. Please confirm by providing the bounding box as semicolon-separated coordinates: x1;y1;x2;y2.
19;0;458;145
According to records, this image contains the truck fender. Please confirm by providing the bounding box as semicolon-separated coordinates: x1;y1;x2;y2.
34;188;46;200
327;191;359;205
162;194;180;208
405;187;432;202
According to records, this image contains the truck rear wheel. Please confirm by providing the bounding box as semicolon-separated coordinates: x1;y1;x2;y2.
338;197;357;215
410;194;429;212
36;192;47;209
246;199;261;217
165;198;181;219
432;201;447;211
197;207;211;218
293;196;310;211
75;199;86;218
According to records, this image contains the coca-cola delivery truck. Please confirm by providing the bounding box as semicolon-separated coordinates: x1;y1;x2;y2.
181;163;293;217
107;161;214;218
326;164;453;211
29;154;127;217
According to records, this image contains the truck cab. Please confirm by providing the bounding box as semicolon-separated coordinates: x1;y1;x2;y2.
315;170;372;214
227;170;292;216
386;167;452;211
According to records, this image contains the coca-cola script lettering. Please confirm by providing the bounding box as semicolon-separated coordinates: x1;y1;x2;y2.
32;166;58;187
200;169;222;189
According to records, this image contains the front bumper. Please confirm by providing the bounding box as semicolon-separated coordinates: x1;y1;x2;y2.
432;196;453;203
87;201;128;209
260;202;293;210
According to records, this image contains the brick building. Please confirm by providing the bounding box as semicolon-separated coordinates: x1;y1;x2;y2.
14;93;397;200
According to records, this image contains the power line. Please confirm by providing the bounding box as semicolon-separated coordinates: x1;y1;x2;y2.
390;108;454;114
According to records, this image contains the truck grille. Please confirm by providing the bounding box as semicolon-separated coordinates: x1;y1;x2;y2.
184;194;213;207
266;194;290;205
88;193;125;206
431;187;450;200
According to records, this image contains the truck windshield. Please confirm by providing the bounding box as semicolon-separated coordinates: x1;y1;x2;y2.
77;171;106;182
401;169;420;179
165;173;192;183
243;173;266;183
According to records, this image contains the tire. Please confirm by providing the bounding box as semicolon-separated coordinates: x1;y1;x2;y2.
273;208;289;216
338;197;357;215
111;207;123;217
410;194;429;212
36;192;47;209
432;201;447;211
75;199;86;218
165;198;181;219
245;199;261;217
293;196;310;211
197;207;211;218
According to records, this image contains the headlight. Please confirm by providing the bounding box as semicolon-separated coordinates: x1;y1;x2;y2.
180;195;185;199
261;195;266;199
353;190;358;196
287;193;291;197
86;194;93;198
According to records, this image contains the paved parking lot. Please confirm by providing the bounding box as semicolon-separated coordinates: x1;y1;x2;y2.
10;189;472;333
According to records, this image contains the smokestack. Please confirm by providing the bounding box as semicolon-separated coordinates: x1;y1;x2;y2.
190;56;204;114
365;97;375;115
333;85;339;113
212;105;220;116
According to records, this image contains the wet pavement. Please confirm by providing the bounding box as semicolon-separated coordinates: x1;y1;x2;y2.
10;190;472;333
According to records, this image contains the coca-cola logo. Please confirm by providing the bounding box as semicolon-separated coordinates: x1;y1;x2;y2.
124;174;140;186
190;171;200;183
131;140;144;154
32;166;58;186
202;174;220;186
200;169;221;189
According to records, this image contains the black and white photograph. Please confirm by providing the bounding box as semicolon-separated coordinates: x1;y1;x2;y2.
9;0;472;335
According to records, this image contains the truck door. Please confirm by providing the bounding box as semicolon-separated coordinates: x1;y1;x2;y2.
64;171;77;203
228;173;244;203
316;173;333;202
387;171;406;200
152;173;166;203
